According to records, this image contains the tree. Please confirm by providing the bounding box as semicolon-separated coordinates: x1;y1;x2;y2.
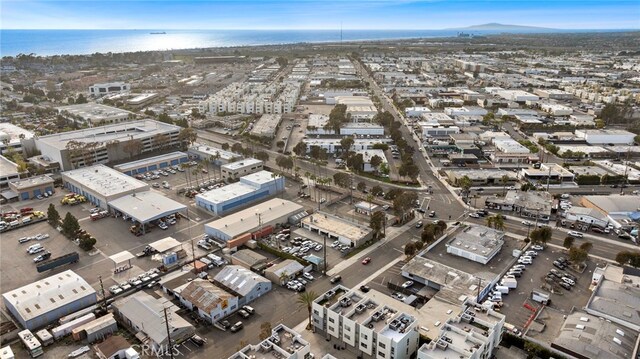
231;143;244;154
340;137;354;154
61;212;80;238
600;103;631;125
309;146;328;162
178;127;198;148
404;242;416;257
357;181;366;192
393;191;418;221
369;155;383;171
384;188;403;200
414;240;424;251
122;139;143;159
346;153;364;172
435;220;447;235
399;162;419;180
568;246;588;263
369;211;386;240
255;151;269;162
501;174;510;196
297;291;318;329
276;140;285;149
615;251;640;267
75;94;87;104
152;133;169;151
47;204;60;227
458;175;472;193
293;142;307;156
563;236;574;249
530;227;552;244
371;185;384;197
259;321;272;340
579;242;593;253
421;228;435;245
79;236;97;251
221;143;230;151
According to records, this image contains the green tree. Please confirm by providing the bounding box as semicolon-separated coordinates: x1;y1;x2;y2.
369;155;383;171
371;185;384;197
79;236;97;251
393;191;418;221
333;172;351;188
293;141;307;156
563;236;574;249
276;140;285;149
421;227;435;244
61;212;80;238
615;251;640;267
340;137;354;154
178;127;198;147
255;151;269;162
357;181;366;192
75;94;87;104
369;211;386;240
221;143;230;151
346;153;364;172
568;246;588;263
579;242;593;253
501;174;510;196
47;204;60;227
297;291;318;329
530;227;552;244
404;242;417;257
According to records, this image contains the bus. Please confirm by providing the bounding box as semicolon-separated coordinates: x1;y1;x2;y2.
18;329;43;357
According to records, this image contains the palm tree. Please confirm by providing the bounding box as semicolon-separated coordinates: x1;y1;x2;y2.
500;174;510;197
180;163;191;187
278;270;289;285
297;291;318;330
486;216;494;228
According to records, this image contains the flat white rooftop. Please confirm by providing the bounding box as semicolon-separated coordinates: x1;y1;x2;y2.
62;164;148;197
9;175;54;190
114;152;188;172
222;158;263;171
108;191;187;223
0;156;18;175
302;212;371;242
56;103;134;121
189;143;240;160
0;123;34;144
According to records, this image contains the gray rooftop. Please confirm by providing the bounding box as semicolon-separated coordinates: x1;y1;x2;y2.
222;158;263;171
37;119;181;150
214;265;270;297
9;175;54;190
108;191;187;223
56;103;134;122
446;225;504;258
113;152;187;172
587;279;640;328
62;164;149;197
2;270;96;321
582;195;640;214
0;156;18;176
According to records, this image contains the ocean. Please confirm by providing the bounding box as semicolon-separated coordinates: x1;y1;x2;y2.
0;29;624;57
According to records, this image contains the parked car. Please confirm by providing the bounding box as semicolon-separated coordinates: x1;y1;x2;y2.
553;260;566;269
392;292;406;301
302;272;314;281
401;280;414;289
415;221;423;228
359;285;370;293
568;231;584;238
238;309;250;318
559;282;572;290
330;275;342;284
531;244;544;251
33;252;51;263
428;211;436;217
230;321;244;333
190;335;205;346
469;213;480;219
561;277;575;286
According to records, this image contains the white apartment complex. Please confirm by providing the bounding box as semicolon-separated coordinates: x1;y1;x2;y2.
202;82;301;115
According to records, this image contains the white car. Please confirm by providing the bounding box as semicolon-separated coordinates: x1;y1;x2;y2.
303;272;314;281
561;277;575;286
469;213;480;218
568;231;584;238
518;257;533;265
401;280;414;289
331;241;340;248
521;220;533;226
531;244;544;251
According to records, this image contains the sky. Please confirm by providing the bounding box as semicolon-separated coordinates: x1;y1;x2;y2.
1;0;639;30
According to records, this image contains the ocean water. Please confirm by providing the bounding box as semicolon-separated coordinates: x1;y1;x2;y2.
0;29;624;57
1;29;510;57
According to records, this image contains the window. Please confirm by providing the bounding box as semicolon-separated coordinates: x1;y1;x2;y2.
313;310;319;315
328;325;334;332
329;318;335;323
361;343;368;349
344;334;350;340
363;334;368;340
379;342;386;349
378;351;385;358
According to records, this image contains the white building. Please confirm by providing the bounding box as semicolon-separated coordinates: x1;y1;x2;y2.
444;107;488;117
312;286;420;359
228;324;310;359
419;123;460;138
534;88;573;100
250;114;282;138
188;143;242;165
56;103;135;125
62;164;149;208
0;123;34;155
405;107;431;118
306;114;384;136
490;138;531;165
540;103;573;116
445;225;504;265
89;82;130;96
301;212;372;248
174;279;239;323
221;158;264;181
496;90;539;102
356;149;388;172
196;170;284;215
575;129;636;145
2;270;97;330
213;265;272;307
303;138;392;154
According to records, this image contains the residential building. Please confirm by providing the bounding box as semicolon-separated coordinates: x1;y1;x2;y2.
56;103;135;125
301;212;373;248
213;265;272;307
2;270;97;330
228;324;310;359
112;291;194;351
174;279;239;323
89;82;130;96
220;158;264;181
35;119;182;171
445;225;504;265
196;170;283;215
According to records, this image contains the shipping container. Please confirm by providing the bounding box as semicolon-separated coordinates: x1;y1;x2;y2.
51;313;96;340
36;252;79;273
227;233;252;248
251;225;274;240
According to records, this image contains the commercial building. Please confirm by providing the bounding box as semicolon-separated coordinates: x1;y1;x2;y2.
2;270;97;330
204;199;304;242
496;90;539;102
108;191;187;228
188;143;241;165
89;82;130;96
301;212;372;248
534;89;573;100
213;265;272;307
445;225;504;265
485;190;552;221
312;286;420;359
94;335;138;359
250;114;282;138
575;129;636;145
221;158;264;181
444;106;488;117
228;324;310;359
552;310;639;359
0;156;23;191
56;103;135;125
112;291;194;351
490;138;531;166
336;96;378;120
8;175;55;201
230;249;267;269
581;194;640;225
264;259;305;285
340;123;385;137
540;102;573;116
520;163;575;183
113;152;190;175
356;149;388;172
62;164;149;209
174;279;238;323
35;119;183;171
405;107;431;118
444;169;517;187
354;201;381;216
419;123;460;138
196;170;283;215
126;93;159;108
302;138;392;154
417;301;505;359
585;265;640;332
565;207;610;229
0;123;34;155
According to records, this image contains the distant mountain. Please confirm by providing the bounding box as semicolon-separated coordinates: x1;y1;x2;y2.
450;23;556;31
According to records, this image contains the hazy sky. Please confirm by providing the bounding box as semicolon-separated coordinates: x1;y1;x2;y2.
2;0;639;30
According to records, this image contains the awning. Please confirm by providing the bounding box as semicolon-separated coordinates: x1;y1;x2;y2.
149;237;182;253
109;191;187;224
1;190;18;200
109;251;135;264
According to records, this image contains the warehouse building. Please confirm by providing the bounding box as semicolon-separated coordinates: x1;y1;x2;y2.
301;212;372;248
303;138;392;154
89;82;130;96
0;123;35;155
56;103;135;125
213;265;272;307
0;156;23;191
250;114;282;138
445;225;504;265
204;199;304;242
221;158;263;181
8;175;55;201
62;164;149;209
575;129;636;145
196;170;283;215
114;152;189;175
188;143;242;165
35;119;183;171
265;260;304;285
108;191;187;230
173;279;238;323
2;270;97;330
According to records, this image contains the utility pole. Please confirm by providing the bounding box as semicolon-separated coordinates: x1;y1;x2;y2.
323;235;327;276
546;165;552;192
163;307;175;359
621;147;630;194
98;275;106;309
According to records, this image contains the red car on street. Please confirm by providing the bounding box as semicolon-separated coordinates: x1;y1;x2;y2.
362;257;371;265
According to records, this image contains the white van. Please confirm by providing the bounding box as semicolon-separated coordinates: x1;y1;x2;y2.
27;243;43;253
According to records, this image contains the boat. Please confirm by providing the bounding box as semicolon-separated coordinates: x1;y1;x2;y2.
150;31;166;35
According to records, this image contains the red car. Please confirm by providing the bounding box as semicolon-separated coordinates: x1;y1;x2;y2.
362;257;371;265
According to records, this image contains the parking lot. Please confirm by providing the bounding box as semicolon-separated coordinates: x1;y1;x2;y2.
497;245;596;332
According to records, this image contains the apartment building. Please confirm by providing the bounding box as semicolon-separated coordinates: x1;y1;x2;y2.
229;324;310;359
312;286;420;359
204;82;301;115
